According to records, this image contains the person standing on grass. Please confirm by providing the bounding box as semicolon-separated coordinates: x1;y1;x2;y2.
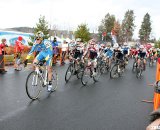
0;38;8;73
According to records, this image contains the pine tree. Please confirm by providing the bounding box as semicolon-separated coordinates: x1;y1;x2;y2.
139;13;152;43
121;10;135;42
74;24;90;42
98;13;115;41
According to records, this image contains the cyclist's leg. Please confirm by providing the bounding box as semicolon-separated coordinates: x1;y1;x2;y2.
46;55;53;91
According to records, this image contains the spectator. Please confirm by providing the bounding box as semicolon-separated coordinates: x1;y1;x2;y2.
0;38;8;73
52;37;58;65
61;40;69;65
14;36;24;70
146;108;160;130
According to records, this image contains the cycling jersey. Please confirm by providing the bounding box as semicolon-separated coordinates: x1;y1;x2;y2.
138;49;147;58
104;48;113;58
114;49;124;60
88;45;98;59
74;43;84;59
27;39;53;66
122;46;130;55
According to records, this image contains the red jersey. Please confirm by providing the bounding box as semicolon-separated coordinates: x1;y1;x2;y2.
14;40;24;53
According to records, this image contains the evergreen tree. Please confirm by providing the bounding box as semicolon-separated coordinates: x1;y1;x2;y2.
139;13;152;43
74;24;90;42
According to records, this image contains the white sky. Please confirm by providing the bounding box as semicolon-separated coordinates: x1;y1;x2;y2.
0;0;160;39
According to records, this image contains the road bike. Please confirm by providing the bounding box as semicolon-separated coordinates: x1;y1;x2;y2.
110;59;125;79
136;58;145;78
65;57;84;83
81;58;101;86
25;61;58;100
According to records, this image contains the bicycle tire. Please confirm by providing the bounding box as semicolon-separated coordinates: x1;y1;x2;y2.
132;61;137;73
110;64;119;79
65;63;74;83
136;67;142;78
81;67;92;86
51;69;58;91
26;71;42;100
93;67;101;82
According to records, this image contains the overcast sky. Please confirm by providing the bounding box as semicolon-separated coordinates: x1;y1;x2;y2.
0;0;160;39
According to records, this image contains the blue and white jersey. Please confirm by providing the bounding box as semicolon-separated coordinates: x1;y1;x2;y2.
28;39;53;56
122;46;130;55
104;47;113;58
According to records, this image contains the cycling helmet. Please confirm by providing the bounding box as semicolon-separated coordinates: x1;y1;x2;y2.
113;43;119;48
139;45;144;49
101;44;105;48
107;42;111;47
18;36;23;41
35;31;44;40
124;42;128;46
76;38;81;42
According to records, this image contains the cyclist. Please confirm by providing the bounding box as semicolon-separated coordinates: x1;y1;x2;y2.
83;39;99;76
69;38;84;74
122;42;130;64
104;42;113;69
24;31;53;92
136;45;147;70
73;38;84;59
52;37;59;65
14;36;24;70
113;43;124;72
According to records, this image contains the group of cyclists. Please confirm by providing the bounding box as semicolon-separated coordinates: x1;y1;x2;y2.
5;30;157;91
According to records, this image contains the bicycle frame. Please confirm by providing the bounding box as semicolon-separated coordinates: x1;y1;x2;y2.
34;66;48;86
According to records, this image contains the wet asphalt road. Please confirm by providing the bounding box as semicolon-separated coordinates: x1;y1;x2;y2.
0;60;156;130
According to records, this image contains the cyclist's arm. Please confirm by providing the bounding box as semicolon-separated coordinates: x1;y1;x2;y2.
26;43;39;59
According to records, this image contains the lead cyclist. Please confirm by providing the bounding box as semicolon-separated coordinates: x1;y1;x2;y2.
24;31;53;92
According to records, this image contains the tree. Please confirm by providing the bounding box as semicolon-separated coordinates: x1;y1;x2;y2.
34;15;50;39
74;23;90;42
121;10;135;42
113;20;121;43
139;13;152;43
98;13;115;41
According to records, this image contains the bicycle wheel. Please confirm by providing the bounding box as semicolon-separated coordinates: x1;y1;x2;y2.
149;59;153;67
110;64;119;79
100;62;107;74
65;63;74;83
132;61;137;73
26;71;42;100
136;67;142;78
51;69;58;91
81;67;92;86
93;67;101;82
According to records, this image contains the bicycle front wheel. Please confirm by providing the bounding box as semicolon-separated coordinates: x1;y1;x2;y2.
110;64;119;79
81;67;92;86
65;64;74;83
26;71;42;100
51;69;58;91
93;67;101;82
132;61;137;73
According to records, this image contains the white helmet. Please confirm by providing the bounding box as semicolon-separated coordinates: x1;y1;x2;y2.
107;42;111;47
124;42;128;46
139;45;144;49
113;43;119;48
76;38;81;42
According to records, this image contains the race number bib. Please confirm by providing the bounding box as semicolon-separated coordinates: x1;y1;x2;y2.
44;41;51;48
